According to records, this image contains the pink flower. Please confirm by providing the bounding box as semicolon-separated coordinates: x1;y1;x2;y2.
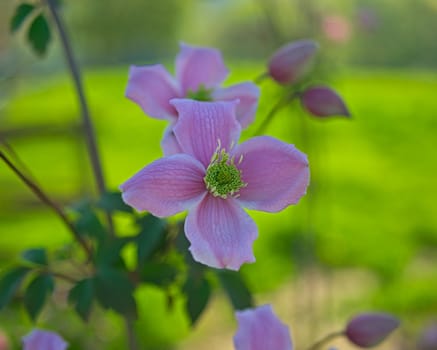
120;99;309;270
125;43;260;155
22;329;68;350
268;40;319;85
234;305;293;350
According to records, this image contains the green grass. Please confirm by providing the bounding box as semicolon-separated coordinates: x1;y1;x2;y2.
1;65;437;343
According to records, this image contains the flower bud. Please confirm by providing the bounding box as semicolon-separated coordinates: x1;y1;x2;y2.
22;329;68;350
418;323;437;350
345;312;400;348
300;85;350;118
268;39;319;85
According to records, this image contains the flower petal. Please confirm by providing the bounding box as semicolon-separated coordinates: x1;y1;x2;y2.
175;43;229;95
234;305;293;350
125;64;180;120
22;329;68;350
233;136;309;212
212;82;260;128
185;195;257;270
171;99;241;167
161;125;183;156
120;154;206;217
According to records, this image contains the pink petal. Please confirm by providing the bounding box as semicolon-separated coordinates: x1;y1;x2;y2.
175;43;229;95
125;64;180;120
120;154;206;217
300;85;350;117
22;329;68;350
233;136;309;212
234;305;293;350
212;82;260;128
161;125;183;156
171;99;241;167
268;39;319;85
185;195;257;270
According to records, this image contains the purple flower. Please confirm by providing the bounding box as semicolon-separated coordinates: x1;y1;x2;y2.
345;312;400;348
125;43;260;155
300;85;350;118
234;305;293;350
120;99;309;270
268;40;319;85
22;329;68;350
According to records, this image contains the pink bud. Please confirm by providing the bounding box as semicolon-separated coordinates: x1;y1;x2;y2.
300;85;350;117
268;40;319;85
22;329;68;350
418;323;437;350
345;313;400;348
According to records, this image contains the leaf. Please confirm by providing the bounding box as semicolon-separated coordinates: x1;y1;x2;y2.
95;237;131;268
10;3;35;33
140;262;178;287
24;274;54;321
183;274;211;325
27;14;51;56
22;248;48;266
94;267;137;318
136;214;166;264
68;278;94;321
0;266;30;309
216;270;253;310
73;204;107;243
96;191;133;213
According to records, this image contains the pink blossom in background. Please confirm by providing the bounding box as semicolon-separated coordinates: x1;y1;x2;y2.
125;43;260;155
22;329;68;350
0;331;9;350
120;99;309;270
234;304;293;350
322;15;351;43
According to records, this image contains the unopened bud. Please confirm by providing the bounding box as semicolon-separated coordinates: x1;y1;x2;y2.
345;312;400;348
418;323;437;350
300;85;350;118
268;40;319;85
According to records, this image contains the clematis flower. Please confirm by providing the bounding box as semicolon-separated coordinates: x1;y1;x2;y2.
125;43;260;155
120;99;309;270
234;304;293;350
22;329;68;350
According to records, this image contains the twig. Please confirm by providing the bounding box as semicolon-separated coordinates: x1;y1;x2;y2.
45;0;114;237
304;330;344;350
0;150;93;260
125;317;140;350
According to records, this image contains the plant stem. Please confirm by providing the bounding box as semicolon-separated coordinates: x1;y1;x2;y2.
305;330;344;350
125;317;139;350
253;71;269;84
45;0;114;236
253;91;298;136
0;150;93;260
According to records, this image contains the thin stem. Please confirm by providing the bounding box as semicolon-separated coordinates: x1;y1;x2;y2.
44;0;114;237
253;91;298;136
253;71;269;84
0;150;93;260
305;330;344;350
125;317;139;350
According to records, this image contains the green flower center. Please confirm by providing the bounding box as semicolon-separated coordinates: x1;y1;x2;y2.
186;85;213;101
204;144;246;199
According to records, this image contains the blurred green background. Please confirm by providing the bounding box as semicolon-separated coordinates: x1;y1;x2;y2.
1;0;437;349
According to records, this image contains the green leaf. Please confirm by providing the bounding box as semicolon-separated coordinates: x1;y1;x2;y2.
73;204;107;243
140;262;178;287
22;248;48;266
94;268;137;318
136;214;166;264
95;237;131;268
96;191;133;213
24;274;54;321
68;278;94;321
0;266;30;309
10;3;35;33
216;270;253;310
183;275;211;325
27;14;51;56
